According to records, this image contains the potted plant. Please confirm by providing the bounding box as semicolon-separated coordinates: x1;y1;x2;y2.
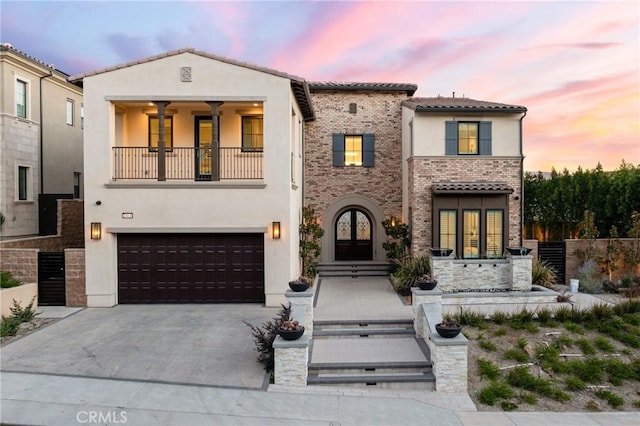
416;272;437;290
288;276;310;292
429;247;453;257
278;319;305;341
435;314;462;338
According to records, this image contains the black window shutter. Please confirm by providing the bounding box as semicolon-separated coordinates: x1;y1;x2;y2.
445;121;458;155
363;133;375;167
332;134;345;166
479;122;492;155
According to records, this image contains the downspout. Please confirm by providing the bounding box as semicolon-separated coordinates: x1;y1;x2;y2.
519;110;528;246
39;68;53;194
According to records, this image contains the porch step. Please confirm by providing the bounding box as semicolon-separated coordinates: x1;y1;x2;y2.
313;319;415;339
317;262;391;278
308;337;434;390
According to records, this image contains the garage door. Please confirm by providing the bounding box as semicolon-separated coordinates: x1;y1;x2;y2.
118;233;264;304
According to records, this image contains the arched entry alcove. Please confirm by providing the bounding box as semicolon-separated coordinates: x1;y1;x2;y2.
321;195;386;262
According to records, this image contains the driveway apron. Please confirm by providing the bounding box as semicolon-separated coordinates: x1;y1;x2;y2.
0;305;278;389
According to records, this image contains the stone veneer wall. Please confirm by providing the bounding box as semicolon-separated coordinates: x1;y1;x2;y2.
0;249;38;283
65;249;86;307
304;90;408;226
407;157;522;255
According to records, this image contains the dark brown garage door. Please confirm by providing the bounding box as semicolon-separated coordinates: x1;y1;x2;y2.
118;233;264;304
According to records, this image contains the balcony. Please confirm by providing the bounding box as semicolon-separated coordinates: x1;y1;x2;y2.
113;146;263;181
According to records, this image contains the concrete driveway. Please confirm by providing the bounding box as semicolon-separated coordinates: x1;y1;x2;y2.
0;305;279;389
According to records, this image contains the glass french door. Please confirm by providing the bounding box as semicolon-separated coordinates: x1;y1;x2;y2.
195;116;213;180
335;209;373;261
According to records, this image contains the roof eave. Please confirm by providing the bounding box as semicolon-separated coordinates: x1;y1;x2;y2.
414;106;527;113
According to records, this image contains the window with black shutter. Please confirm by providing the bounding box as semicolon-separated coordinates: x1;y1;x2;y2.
332;133;375;167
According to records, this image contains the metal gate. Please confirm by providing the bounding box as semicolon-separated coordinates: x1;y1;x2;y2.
538;242;566;285
38;252;66;306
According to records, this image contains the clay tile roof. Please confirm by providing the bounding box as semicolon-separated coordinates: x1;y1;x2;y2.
67;47;314;121
0;42;71;77
432;182;514;194
403;97;526;113
309;81;417;95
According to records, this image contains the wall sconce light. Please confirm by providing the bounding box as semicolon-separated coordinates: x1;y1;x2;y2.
272;221;281;239
390;216;397;227
90;222;102;240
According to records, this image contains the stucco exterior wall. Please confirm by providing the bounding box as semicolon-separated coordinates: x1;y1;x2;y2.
41;78;84;196
304;90;408;262
82;52;302;307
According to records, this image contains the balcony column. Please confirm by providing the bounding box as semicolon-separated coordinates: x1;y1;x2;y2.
154;101;171;181
206;101;223;181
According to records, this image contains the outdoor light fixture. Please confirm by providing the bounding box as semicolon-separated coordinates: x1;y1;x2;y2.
272;221;281;239
90;222;102;240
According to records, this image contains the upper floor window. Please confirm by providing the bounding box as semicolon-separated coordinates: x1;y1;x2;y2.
148;116;173;152
17;166;29;200
66;99;74;126
80;104;84;129
73;172;81;198
445;121;492;155
16;80;27;118
458;122;477;154
242;116;263;151
332;133;375;167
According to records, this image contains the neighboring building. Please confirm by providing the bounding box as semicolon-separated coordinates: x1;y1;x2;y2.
0;43;84;237
71;48;526;307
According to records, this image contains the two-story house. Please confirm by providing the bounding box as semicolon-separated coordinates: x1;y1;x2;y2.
0;43;84;237
72;48;526;307
70;48;313;307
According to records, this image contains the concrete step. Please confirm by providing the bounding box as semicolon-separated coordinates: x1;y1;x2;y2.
309;361;432;375
314;319;415;339
317;262;391;278
307;372;436;390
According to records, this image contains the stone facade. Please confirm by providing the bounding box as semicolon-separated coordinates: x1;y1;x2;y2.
408;157;522;255
0;248;38;283
65;248;86;307
273;336;310;386
285;288;314;336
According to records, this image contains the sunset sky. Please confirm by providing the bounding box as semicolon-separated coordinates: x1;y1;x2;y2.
2;0;638;172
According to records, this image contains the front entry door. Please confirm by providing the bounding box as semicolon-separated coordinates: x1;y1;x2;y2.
335;209;373;261
195;116;213;180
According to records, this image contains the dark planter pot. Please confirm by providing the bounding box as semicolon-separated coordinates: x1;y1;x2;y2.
435;323;462;338
279;326;305;341
417;280;438;291
288;281;310;292
506;247;532;256
429;248;453;257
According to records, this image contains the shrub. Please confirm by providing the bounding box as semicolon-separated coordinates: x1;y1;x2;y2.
490;310;509;325
479;338;497;352
536;308;554;326
0;271;22;289
554;307;573;323
516;337;528;350
493;327;507;337
500;401;518;411
576;338;596;355
574;260;603;294
391;255;431;295
244;304;292;371
459;309;487;328
595;389;624;408
517;391;538;405
506;366;570;401
564;322;585;335
556;335;573;348
9;298;39;323
565;376;586;391
565;358;606;383
593;336;616;353
503;348;529;363
477;381;513;405
0;316;21;337
532;260;557;288
477;358;501;381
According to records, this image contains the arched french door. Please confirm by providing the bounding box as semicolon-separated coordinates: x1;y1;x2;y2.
335;208;373;261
